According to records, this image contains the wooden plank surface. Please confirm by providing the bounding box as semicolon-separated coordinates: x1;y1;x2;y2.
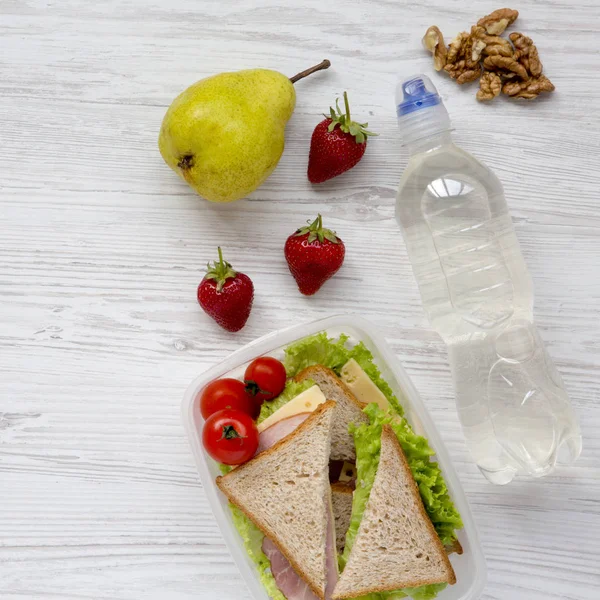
1;1;599;599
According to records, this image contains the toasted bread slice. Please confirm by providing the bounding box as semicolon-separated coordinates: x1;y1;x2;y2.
332;425;456;599
217;401;336;600
295;365;368;461
331;482;354;555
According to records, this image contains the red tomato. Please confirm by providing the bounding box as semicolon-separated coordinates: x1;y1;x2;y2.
200;378;257;419
244;356;287;402
202;409;259;465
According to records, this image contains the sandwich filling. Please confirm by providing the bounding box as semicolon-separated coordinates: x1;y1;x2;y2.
225;333;463;600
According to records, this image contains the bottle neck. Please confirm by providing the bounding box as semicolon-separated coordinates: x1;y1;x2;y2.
398;103;453;155
406;129;453;155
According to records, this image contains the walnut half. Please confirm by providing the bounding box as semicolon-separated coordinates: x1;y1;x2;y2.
502;74;555;99
446;31;469;64
422;26;447;71
477;8;519;36
510;32;543;77
483;55;528;80
477;71;502;101
444;60;482;85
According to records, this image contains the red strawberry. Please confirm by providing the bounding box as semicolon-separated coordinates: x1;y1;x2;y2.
284;214;345;295
197;247;254;332
308;91;377;184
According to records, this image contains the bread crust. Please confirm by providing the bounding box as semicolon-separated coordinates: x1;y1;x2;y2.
294;365;367;411
216;401;336;600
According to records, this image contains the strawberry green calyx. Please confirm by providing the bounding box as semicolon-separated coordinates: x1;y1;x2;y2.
294;214;340;244
205;247;237;292
326;91;378;144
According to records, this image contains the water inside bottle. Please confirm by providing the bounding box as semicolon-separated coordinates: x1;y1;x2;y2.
397;141;582;483
421;172;515;330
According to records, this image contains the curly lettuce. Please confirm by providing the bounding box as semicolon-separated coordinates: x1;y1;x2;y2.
284;332;404;415
353;585;448;600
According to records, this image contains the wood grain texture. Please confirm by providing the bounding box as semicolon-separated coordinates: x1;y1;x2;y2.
1;1;599;599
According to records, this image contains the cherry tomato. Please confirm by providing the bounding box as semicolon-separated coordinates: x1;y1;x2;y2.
244;356;287;402
202;409;259;465
200;378;258;419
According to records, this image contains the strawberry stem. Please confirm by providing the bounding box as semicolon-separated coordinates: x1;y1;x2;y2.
205;246;237;293
343;91;351;122
289;59;331;84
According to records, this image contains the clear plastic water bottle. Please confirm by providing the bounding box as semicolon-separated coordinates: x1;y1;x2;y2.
395;75;582;484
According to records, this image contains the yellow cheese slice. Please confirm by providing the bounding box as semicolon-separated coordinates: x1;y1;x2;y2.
340;358;389;410
338;461;357;482
257;385;326;433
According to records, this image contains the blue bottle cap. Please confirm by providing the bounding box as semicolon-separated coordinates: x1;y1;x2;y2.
396;75;441;116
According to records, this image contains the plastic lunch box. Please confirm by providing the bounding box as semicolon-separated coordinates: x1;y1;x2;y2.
182;314;487;600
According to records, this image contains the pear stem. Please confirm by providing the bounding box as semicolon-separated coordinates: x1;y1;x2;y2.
289;59;331;84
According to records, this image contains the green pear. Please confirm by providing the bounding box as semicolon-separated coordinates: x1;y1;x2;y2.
158;60;331;203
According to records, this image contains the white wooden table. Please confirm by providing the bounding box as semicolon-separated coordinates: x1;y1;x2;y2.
2;1;599;599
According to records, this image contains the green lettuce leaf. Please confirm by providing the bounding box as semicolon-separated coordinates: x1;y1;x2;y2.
346;582;447;600
284;331;352;376
400;584;448;600
229;504;286;600
283;332;404;415
257;378;314;425
341;403;462;600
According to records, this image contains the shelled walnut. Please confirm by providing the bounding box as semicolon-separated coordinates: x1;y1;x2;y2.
477;8;519;35
510;32;543;77
445;61;482;84
503;74;555;99
447;32;469;64
477;71;502;101
422;8;555;102
422;26;447;71
483;55;528;80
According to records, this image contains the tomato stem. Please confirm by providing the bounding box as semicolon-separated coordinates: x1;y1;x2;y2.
221;424;244;440
245;380;267;397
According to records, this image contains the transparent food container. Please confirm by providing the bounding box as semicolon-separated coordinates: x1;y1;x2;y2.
182;315;486;600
